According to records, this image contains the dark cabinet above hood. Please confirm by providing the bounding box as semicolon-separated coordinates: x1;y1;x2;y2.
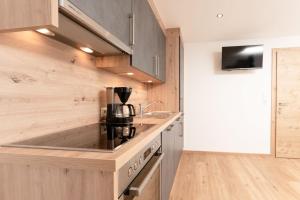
46;0;133;56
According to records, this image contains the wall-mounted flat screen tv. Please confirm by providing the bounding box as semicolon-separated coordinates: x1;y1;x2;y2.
222;45;263;70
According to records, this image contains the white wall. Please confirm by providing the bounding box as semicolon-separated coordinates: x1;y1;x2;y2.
184;36;300;154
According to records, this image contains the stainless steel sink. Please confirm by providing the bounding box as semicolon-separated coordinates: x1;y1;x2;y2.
142;111;174;119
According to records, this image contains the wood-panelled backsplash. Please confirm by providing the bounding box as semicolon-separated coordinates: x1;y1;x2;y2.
0;31;147;145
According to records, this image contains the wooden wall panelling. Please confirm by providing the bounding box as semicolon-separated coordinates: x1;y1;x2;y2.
0;0;59;32
0;31;147;145
147;28;180;112
0;163;117;200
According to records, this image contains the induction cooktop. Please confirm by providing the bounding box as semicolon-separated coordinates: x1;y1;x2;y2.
3;123;155;152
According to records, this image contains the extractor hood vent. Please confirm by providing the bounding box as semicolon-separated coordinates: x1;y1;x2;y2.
38;0;133;56
47;13;122;56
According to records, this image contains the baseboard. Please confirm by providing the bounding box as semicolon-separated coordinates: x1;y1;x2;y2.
183;150;273;157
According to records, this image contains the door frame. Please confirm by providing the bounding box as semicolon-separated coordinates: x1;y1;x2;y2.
271;48;278;157
271;47;300;157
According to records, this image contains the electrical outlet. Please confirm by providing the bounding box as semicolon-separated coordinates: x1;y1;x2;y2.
100;107;107;121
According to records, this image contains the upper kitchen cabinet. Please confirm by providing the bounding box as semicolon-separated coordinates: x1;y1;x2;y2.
0;0;131;55
0;0;59;31
97;0;166;83
156;22;166;82
131;0;157;76
131;0;166;81
66;0;132;53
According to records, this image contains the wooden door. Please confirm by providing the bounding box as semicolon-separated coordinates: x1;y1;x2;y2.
275;48;300;158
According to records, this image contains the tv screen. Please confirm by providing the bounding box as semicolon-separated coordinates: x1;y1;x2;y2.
222;45;263;70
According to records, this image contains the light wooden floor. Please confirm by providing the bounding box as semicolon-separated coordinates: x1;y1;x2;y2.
170;152;300;200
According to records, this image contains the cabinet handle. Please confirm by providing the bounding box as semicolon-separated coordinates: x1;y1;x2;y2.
153;56;159;76
153;56;157;75
166;124;174;131
157;56;160;77
130;14;135;46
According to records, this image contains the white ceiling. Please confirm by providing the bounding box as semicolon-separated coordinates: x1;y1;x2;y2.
153;0;300;42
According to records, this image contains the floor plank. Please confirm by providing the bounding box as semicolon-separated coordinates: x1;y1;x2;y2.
170;152;300;200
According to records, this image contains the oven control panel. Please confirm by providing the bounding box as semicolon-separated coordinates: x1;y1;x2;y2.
118;134;161;197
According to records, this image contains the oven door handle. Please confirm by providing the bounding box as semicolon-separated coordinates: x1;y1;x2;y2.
128;153;164;197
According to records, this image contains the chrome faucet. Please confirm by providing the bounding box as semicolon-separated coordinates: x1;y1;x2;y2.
139;101;163;119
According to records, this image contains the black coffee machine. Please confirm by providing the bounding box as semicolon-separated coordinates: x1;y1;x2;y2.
106;87;136;125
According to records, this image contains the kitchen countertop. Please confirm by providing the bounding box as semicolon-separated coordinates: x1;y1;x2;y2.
0;112;182;172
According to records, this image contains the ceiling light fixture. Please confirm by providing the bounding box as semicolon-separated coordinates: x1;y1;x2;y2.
36;28;55;36
80;47;94;54
216;13;224;18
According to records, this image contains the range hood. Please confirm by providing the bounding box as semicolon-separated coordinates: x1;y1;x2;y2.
37;0;132;56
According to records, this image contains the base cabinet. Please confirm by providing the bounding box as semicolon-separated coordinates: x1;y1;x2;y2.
161;116;184;200
162;128;175;200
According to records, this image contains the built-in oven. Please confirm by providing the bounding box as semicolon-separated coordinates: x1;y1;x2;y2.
118;134;163;200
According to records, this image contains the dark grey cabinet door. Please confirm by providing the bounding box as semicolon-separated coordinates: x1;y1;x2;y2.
161;117;184;200
174;118;184;167
173;123;180;169
132;0;157;76
68;0;132;47
156;23;166;82
162;128;175;200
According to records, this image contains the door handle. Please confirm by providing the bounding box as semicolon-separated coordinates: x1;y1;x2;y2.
278;102;288;107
